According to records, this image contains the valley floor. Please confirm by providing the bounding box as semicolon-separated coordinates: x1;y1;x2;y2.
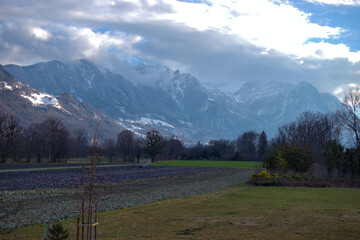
0;166;252;230
1;185;359;240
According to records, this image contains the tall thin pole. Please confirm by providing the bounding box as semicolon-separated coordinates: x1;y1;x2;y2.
79;121;100;240
87;199;91;240
77;217;80;240
89;207;93;240
82;201;85;240
95;204;98;240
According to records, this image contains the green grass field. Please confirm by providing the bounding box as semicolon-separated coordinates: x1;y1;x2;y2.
3;185;359;240
67;157;111;163
151;160;263;169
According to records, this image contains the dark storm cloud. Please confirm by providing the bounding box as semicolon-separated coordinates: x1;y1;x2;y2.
0;0;359;96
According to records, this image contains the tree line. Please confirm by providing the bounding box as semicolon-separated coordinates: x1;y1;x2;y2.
1;88;360;178
0;115;179;163
0;112;268;163
264;88;360;178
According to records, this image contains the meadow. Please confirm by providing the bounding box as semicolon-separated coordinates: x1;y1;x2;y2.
151;160;263;169
2;185;359;239
1;160;359;240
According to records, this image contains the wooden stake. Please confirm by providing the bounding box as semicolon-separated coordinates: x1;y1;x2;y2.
89;206;93;240
77;217;80;240
95;204;98;240
82;201;85;240
87;200;91;240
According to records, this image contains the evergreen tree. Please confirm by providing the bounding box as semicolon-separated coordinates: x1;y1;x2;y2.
257;131;268;161
47;223;70;240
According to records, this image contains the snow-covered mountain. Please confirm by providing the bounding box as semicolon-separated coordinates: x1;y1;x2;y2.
234;81;294;104
0;66;124;140
4;60;196;141
3;60;341;142
233;80;341;134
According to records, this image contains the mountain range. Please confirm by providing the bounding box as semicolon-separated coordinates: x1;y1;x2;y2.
1;59;341;143
0;65;124;140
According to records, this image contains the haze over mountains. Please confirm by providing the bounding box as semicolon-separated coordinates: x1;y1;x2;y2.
2;59;341;143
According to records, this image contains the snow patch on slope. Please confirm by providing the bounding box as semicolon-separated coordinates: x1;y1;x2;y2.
21;92;61;109
135;117;175;128
116;121;145;137
0;81;13;90
117;117;183;139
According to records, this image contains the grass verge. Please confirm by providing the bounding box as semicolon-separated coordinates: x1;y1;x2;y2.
2;185;359;240
151;160;263;169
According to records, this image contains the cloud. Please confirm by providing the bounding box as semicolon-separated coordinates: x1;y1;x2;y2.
0;20;142;65
168;0;344;58
32;27;52;41
0;0;359;97
1;0;356;61
306;0;360;6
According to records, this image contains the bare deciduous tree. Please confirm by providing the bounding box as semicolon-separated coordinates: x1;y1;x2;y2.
208;139;235;160
72;128;89;158
133;137;143;162
277;111;340;159
41;117;70;163
161;136;184;160
236;131;259;161
104;138;117;162
22;125;37;163
144;129;164;162
338;88;360;148
0;113;21;163
117;130;135;162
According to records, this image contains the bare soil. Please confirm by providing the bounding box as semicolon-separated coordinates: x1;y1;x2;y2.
0;167;253;229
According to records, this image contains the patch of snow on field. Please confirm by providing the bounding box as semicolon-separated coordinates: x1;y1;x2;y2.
21;92;61;109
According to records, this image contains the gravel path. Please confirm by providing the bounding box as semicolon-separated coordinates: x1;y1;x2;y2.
0;167;253;229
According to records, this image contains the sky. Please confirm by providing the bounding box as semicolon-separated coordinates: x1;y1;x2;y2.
0;0;359;98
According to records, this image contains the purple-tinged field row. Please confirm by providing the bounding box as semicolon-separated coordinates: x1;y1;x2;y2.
0;166;213;191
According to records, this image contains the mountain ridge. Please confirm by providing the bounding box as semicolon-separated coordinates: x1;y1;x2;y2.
0;65;124;140
3;59;341;142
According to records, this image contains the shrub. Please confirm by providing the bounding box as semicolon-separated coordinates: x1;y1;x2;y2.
324;140;343;177
265;145;313;174
251;170;280;186
47;223;70;240
264;148;287;173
